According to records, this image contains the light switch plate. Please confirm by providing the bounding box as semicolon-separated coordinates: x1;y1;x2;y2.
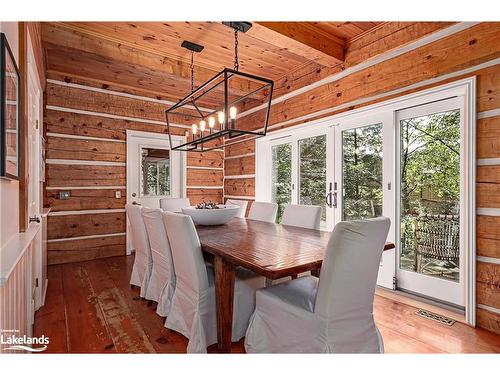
59;191;70;200
115;191;121;199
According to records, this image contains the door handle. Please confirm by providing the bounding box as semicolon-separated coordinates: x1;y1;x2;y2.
325;191;332;208
332;192;338;208
132;201;141;206
326;182;332;208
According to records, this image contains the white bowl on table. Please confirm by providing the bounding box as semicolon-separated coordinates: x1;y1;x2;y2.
181;204;240;226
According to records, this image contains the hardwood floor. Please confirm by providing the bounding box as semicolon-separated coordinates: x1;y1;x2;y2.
33;255;500;354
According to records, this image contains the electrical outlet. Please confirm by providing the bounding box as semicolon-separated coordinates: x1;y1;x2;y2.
59;191;70;200
115;191;121;199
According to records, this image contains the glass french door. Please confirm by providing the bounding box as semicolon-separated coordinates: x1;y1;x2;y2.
270;140;293;223
330;112;396;288
268;128;328;225
395;98;465;307
259;81;472;314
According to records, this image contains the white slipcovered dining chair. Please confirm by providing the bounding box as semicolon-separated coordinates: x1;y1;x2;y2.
245;217;391;353
160;197;191;213
141;208;176;317
163;212;266;353
248;201;278;223
282;204;322;230
126;204;153;298
225;199;248;218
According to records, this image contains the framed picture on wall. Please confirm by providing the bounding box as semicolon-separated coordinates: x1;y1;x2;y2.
0;32;20;180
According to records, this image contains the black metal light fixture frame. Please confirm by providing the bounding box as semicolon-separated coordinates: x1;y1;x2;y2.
165;22;274;152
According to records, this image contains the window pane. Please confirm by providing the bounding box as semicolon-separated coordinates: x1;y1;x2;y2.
299;135;326;222
342;123;383;221
399;109;460;282
141;148;171;197
271;143;292;223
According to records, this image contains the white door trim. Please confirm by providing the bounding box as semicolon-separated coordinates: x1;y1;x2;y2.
126;130;186;255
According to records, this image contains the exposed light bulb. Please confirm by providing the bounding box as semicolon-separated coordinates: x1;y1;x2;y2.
217;111;225;125
208;116;215;128
191;124;198;135
230;106;237;120
200;120;206;132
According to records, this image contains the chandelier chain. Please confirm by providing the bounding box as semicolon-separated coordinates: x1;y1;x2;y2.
190;51;194;92
234;29;239;71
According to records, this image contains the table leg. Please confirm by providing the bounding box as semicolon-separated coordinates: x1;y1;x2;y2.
311;269;321;277
214;256;235;353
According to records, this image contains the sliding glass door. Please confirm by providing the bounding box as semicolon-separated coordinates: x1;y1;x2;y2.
395;97;465;307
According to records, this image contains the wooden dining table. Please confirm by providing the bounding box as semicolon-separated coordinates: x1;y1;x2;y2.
196;217;395;353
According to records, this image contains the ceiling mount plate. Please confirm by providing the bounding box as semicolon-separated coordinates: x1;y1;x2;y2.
181;40;204;53
222;22;253;33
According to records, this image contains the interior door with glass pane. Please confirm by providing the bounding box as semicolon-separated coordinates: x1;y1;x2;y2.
126;131;185;253
395;98;465;307
332;112;395;288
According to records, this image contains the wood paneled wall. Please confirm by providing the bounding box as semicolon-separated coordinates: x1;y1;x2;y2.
223;22;500;334
43;79;223;265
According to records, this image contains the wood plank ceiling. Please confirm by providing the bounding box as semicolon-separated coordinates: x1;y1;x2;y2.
41;22;384;103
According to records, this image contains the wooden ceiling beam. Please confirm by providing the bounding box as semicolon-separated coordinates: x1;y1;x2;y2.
250;22;345;67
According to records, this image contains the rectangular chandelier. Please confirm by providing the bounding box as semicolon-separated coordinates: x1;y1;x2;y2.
165;23;274;152
166;68;273;152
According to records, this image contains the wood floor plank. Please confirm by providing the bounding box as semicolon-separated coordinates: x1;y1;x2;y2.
374;296;500;353
33;255;500;354
83;259;156;353
377;324;444;354
33;265;68;353
60;262;117;353
102;256;188;353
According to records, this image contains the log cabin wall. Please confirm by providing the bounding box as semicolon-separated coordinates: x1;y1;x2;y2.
43;80;224;265
223;22;500;333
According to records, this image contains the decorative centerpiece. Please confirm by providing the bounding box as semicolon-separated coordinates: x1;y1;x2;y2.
182;201;240;226
195;201;220;210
